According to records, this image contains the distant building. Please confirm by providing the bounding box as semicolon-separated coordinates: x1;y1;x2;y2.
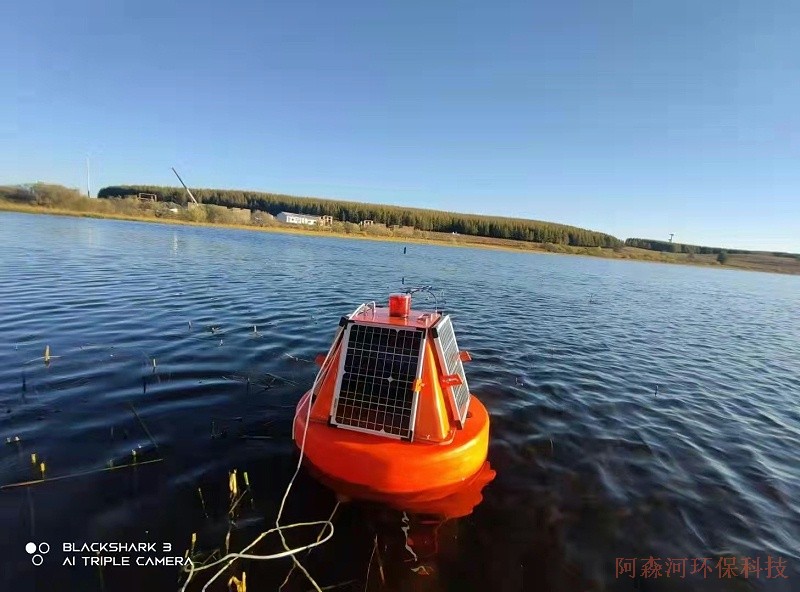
360;219;374;227
277;212;320;225
320;215;333;226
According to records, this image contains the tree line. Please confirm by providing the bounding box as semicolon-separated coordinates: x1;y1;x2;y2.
98;184;623;247
625;238;758;255
625;238;798;258
7;183;796;257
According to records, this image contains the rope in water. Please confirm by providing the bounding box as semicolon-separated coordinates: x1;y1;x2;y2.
180;323;347;591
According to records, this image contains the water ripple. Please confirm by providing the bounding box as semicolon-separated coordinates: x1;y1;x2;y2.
1;212;798;591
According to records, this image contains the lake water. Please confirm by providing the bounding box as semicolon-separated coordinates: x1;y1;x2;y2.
1;212;798;592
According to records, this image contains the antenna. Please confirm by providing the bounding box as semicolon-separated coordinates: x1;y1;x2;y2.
171;167;199;205
86;155;91;198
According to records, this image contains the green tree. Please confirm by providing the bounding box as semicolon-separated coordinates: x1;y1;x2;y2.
98;183;624;248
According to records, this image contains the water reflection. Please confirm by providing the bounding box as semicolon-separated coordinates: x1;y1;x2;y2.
306;462;495;591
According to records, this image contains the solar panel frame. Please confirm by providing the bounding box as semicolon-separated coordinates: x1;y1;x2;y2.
329;321;426;440
431;315;471;427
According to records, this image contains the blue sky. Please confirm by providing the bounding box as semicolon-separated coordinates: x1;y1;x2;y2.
2;1;798;252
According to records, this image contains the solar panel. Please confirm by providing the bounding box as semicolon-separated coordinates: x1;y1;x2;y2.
432;315;471;426
330;323;426;440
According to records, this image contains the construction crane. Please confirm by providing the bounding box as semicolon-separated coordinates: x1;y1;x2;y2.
171;167;199;206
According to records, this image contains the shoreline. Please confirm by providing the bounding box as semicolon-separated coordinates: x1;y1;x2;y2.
2;203;798;276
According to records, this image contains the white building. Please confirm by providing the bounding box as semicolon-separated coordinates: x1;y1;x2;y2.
276;211;320;225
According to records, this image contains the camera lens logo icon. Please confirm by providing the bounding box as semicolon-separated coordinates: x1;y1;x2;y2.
26;542;50;565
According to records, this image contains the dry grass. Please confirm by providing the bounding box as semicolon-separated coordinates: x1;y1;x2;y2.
695;252;800;274
2;200;797;276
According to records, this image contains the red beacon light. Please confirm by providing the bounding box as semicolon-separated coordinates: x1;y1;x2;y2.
388;293;412;318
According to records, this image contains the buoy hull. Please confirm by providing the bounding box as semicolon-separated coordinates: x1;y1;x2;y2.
293;392;490;497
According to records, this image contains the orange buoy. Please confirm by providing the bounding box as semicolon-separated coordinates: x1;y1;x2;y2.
293;295;490;497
